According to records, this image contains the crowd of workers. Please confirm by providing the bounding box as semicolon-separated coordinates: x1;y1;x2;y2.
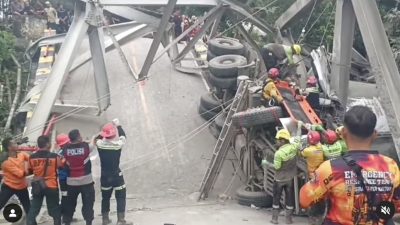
0;119;132;225
10;0;72;34
172;9;201;42
259;42;399;224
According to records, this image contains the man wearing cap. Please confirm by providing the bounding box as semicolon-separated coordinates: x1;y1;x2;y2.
62;129;95;225
95;119;133;225
44;1;58;31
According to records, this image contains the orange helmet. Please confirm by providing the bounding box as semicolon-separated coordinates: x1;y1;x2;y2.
56;134;70;148
307;131;321;145
101;123;117;139
323;130;337;145
268;68;280;79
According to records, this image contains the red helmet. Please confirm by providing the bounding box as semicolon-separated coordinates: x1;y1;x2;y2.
307;131;321;145
307;76;318;86
101;123;117;139
56;134;70;148
268;68;280;79
323;130;338;144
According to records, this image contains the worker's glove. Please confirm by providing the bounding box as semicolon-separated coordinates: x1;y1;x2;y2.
304;123;312;130
311;124;325;132
290;136;301;144
261;159;274;169
112;118;120;126
295;95;303;101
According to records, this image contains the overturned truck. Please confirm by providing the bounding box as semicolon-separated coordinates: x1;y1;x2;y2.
197;37;399;215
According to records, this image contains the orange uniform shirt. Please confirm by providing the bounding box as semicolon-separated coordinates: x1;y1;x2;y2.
1;152;29;190
29;150;64;189
300;151;400;225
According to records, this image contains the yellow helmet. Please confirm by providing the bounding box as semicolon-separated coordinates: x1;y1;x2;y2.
336;126;344;139
275;129;291;141
292;44;302;55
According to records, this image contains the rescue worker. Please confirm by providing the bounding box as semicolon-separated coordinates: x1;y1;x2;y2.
0;138;31;216
301;131;323;179
264;125;302;224
262;68;284;105
27;135;63;225
260;43;302;70
335;125;348;152
303;76;320;111
62;129;95;225
299;131;325;225
300;105;400;225
321;130;346;160
95;119;133;225
307;124;346;160
56;134;75;224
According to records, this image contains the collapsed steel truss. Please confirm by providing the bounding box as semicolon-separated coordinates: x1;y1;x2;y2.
23;0;400;162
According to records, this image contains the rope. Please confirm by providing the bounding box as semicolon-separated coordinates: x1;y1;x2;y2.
119;108;228;171
298;2;331;44
216;0;279;38
319;2;336;47
297;0;319;43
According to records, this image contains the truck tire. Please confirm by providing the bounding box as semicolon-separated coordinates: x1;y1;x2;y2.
209;38;245;56
208;73;238;90
236;185;273;208
207;50;217;62
223;89;236;108
214;113;227;130
200;93;223;113
198;104;218;121
209;55;247;78
232;106;283;128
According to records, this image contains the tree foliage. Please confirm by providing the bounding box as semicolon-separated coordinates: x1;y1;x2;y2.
239;0;399;66
0;29;15;65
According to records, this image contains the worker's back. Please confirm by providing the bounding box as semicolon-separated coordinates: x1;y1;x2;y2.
274;143;298;181
322;140;347;160
29;150;61;189
300;150;400;225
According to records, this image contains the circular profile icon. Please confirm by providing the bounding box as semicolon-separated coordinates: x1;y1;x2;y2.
376;201;395;220
3;203;23;223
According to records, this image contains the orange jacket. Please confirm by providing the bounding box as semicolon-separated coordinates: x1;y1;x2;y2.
29;150;64;189
1;152;29;190
300;151;400;225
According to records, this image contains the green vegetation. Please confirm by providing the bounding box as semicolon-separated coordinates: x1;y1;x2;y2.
185;0;398;64
0;27;19;139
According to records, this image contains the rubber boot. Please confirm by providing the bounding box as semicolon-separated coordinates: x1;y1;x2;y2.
116;213;133;225
102;213;112;225
270;209;279;224
55;219;62;225
285;209;293;224
85;220;92;225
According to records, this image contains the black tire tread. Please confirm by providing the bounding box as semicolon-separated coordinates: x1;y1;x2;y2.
209;55;247;78
208;73;238;90
209;38;245;56
198;104;218;121
232;106;283;128
200;93;223;113
235;186;273;208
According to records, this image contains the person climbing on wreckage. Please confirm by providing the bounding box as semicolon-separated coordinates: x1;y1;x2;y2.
262;68;284;106
260;43;303;70
262;121;304;224
260;43;306;81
